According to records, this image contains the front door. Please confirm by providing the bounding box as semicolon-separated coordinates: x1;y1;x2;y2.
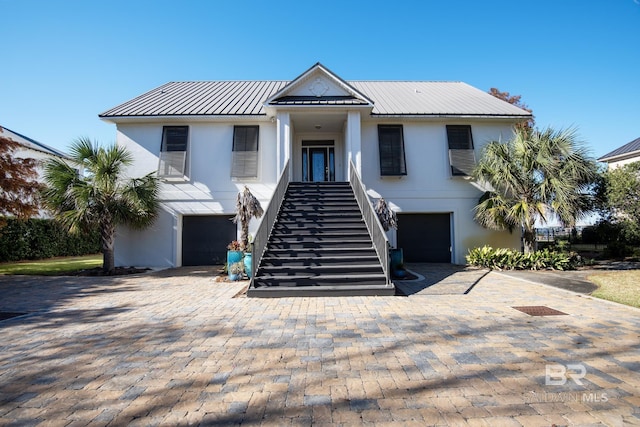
302;141;335;182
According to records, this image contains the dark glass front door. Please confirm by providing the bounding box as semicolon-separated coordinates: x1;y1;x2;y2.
302;141;335;182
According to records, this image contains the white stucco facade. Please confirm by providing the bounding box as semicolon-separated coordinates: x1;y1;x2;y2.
102;64;527;268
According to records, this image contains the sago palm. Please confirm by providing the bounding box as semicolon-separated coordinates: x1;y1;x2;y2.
42;138;159;273
233;185;263;250
473;127;597;253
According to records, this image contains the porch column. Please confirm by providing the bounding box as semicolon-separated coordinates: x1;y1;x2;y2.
276;112;291;179
346;111;362;177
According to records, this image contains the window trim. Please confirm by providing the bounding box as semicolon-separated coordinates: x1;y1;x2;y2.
446;125;476;177
158;126;188;178
377;124;407;176
231;125;260;179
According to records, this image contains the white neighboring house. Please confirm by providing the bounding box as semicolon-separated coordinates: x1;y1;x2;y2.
1;126;70;176
598;137;640;169
100;63;531;268
1;126;71;217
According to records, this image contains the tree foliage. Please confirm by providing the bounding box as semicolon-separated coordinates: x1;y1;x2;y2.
42;138;160;273
0;132;42;226
488;88;535;130
473;126;598;253
599;161;640;224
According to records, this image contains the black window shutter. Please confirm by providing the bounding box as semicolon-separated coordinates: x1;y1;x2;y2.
232;126;259;178
446;125;475;176
158;126;188;177
162;126;188;152
378;125;407;176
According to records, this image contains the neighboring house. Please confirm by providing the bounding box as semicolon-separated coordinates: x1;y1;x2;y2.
598;136;640;169
100;63;531;272
1;126;70;177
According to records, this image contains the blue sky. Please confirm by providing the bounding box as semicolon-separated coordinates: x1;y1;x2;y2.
1;0;638;160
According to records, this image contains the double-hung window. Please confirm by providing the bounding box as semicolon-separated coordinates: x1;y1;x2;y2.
446;125;476;177
231;126;259;179
377;125;407;176
158;126;188;178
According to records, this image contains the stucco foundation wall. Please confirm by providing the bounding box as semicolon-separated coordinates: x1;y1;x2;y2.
114;121;277;267
114;206;177;268
360;120;520;263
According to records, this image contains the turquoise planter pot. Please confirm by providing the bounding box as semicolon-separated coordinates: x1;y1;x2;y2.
243;253;252;279
390;248;404;269
227;250;244;280
227;250;243;266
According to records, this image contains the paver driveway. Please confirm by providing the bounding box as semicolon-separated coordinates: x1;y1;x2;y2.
0;267;639;426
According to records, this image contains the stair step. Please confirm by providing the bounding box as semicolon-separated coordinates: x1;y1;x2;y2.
252;273;388;287
270;230;368;237
271;232;371;242
260;255;380;266
258;263;384;276
275;218;365;224
247;284;395;297
272;221;366;229
263;247;378;257
277;212;362;219
279;207;360;214
266;240;374;250
281;201;359;208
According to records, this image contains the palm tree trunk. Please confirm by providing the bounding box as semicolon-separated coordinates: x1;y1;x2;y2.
241;223;249;250
101;220;116;273
522;224;537;254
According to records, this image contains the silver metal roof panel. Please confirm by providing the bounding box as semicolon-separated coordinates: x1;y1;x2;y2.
100;80;531;119
598;137;640;162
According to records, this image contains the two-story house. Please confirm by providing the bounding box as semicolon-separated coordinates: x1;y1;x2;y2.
100;63;531;295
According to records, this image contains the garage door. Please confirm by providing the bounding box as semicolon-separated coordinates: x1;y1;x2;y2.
397;213;451;262
182;215;236;266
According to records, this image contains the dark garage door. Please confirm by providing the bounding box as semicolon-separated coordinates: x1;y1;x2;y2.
182;215;236;266
397;213;451;262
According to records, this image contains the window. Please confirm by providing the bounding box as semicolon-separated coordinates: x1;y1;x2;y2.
446;125;476;176
231;126;259;178
158;126;188;178
378;125;407;176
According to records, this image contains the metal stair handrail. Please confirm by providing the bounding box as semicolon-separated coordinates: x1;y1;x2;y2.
348;160;391;285
251;159;290;286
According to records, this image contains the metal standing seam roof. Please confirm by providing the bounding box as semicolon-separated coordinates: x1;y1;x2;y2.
99;80;532;118
0;126;69;158
598;137;640;161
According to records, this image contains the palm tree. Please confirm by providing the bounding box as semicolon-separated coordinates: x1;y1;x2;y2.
473;127;597;253
233;185;263;250
42;138;159;273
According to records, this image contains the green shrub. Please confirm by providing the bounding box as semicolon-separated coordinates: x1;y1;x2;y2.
0;218;100;262
466;245;581;270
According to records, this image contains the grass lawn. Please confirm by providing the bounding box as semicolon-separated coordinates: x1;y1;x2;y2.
588;270;640;308
0;254;102;276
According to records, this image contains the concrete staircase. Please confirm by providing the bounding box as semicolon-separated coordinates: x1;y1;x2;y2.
247;182;395;297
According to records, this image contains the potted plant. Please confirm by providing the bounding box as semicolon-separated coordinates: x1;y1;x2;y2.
233;186;263;278
243;234;254;279
228;261;244;281
374;197;405;278
227;240;244;272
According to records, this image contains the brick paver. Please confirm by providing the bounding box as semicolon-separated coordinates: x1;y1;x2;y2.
0;267;639;426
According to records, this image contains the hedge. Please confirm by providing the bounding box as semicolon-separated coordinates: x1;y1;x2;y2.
0;218;100;262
